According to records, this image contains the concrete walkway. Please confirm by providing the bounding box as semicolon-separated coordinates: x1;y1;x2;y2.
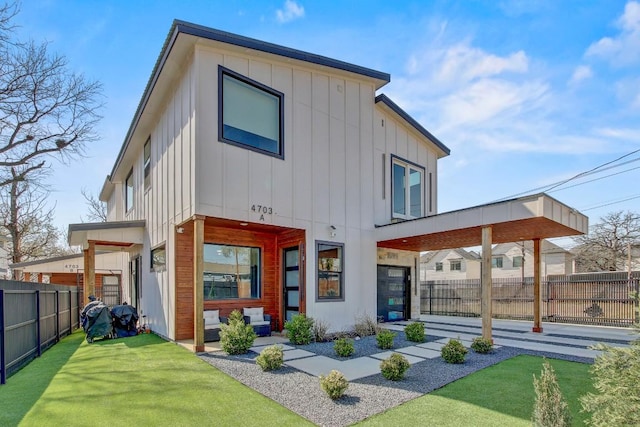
202;316;636;381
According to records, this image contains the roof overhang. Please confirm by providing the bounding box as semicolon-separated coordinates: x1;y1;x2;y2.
68;220;146;251
376;193;588;251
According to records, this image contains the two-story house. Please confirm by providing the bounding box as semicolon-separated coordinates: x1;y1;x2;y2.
68;20;588;348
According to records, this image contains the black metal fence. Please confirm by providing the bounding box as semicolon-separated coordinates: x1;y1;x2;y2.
421;271;640;327
0;280;80;385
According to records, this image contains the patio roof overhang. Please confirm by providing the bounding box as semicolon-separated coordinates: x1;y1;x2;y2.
68;220;146;251
375;193;588;251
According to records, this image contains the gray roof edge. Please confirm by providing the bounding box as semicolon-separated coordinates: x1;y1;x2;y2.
109;20;391;179
375;94;451;156
68;220;146;234
10;251;111;268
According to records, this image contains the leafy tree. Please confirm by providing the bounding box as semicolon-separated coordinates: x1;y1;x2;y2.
0;2;102;189
573;211;640;272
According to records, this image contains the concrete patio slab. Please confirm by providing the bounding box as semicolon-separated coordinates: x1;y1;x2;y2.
250;343;295;353
416;342;445;351
369;351;424;364
285;355;385;380
395;346;441;359
282;349;316;361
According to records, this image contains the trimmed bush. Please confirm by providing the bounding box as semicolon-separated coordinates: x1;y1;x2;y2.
441;338;468;364
334;337;355;357
376;329;396;350
404;322;425;343
220;310;256;355
313;318;331;343
380;353;410;381
319;370;349;399
471;337;493;354
532;360;572;427
354;313;380;337
285;313;314;345
256;345;284;371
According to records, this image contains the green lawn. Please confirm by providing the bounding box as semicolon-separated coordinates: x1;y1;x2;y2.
358;355;594;427
0;331;311;427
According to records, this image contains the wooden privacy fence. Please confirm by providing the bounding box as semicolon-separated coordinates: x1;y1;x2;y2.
421;271;640;327
0;280;80;385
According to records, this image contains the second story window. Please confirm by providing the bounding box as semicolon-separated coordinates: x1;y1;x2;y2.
144;137;151;190
513;256;523;267
125;168;134;212
450;260;461;271
435;262;443;271
492;256;503;268
392;156;424;220
218;66;284;159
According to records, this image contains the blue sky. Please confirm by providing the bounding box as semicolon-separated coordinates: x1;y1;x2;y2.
13;0;640;249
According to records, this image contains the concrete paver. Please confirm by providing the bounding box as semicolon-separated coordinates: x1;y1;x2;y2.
370;351;425;364
395;346;441;359
282;349;316;361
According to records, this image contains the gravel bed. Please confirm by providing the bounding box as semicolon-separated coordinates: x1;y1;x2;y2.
198;333;593;427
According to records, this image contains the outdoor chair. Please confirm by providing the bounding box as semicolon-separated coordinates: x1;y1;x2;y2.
203;309;227;342
242;307;271;337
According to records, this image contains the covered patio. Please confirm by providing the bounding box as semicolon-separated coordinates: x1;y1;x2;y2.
375;193;588;340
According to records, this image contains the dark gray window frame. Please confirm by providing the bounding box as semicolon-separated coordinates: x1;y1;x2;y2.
203;242;262;301
218;66;285;159
151;243;166;272
143;137;151;190
390;154;426;220
316;240;344;302
125;168;134;212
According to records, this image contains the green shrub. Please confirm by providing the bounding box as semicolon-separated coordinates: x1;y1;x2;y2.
284;313;314;345
404;322;425;342
220;310;256;355
313;318;331;343
470;337;493;354
441;338;468;364
334;337;355;357
376;329;396;349
532;360;572;427
319;370;349;399
380;353;410;381
354;313;380;337
256;345;284;371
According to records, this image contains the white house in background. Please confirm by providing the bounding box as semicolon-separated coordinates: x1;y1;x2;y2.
66;20;588;350
0;235;9;279
420;248;480;280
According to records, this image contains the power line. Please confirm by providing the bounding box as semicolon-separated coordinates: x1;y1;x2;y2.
581;194;640;211
549;165;640;193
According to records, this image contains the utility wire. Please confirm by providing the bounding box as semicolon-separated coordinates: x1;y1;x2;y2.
549;165;640;193
581;194;640;212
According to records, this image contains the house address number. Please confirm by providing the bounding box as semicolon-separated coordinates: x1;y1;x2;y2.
251;204;273;221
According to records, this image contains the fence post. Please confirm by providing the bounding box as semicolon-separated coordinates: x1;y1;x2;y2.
1;289;5;385
635;278;639;324
56;291;60;342
36;290;41;357
429;283;433;314
69;290;73;333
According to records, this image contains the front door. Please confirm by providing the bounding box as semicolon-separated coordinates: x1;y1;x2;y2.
283;247;300;323
377;265;410;322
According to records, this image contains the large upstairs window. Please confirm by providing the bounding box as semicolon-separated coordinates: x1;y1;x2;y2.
392;156;424;219
218;66;284;159
125;168;134;212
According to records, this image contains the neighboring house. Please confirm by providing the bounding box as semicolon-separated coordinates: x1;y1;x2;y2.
66;20;587;349
9;252;127;306
0;235;9;279
420;248;480;280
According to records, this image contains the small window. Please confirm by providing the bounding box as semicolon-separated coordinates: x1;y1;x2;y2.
151;245;166;272
125;169;134;212
218;67;284;159
435;262;443;272
492;256;503;268
144;137;151;190
317;241;344;300
513;256;523;268
392;155;425;219
203;244;261;300
450;260;461;271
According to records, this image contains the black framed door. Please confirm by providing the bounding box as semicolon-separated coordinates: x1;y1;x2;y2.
283;247;300;323
377;265;410;322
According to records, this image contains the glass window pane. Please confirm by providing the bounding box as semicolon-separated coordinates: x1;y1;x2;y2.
317;242;344;300
287;290;299;306
285;249;299;267
409;168;422;217
125;170;134;211
392;163;405;216
203;244;261;300
286;270;299;288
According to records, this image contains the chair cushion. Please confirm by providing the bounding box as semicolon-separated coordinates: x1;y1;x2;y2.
250;320;270;327
204;310;220;326
243;307;264;324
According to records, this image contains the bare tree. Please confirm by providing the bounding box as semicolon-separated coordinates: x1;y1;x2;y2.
573;211;640;272
0;2;103;188
80;187;107;222
0;167;71;267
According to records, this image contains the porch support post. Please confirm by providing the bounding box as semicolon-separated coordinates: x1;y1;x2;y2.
532;238;543;333
83;241;96;304
481;226;493;341
193;216;205;352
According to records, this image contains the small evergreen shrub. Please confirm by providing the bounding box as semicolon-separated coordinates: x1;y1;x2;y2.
285;313;314;345
376;329;396;349
404;322;425;342
441;338;468;364
354;313;380;337
532;360;572;427
380;353;410;381
256;345;284;371
313;318;331;342
471;337;493;354
319;370;349;399
220;310;257;355
334;337;355;357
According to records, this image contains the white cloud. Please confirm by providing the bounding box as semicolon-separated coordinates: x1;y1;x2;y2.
569;65;593;85
586;1;640;66
276;0;305;24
